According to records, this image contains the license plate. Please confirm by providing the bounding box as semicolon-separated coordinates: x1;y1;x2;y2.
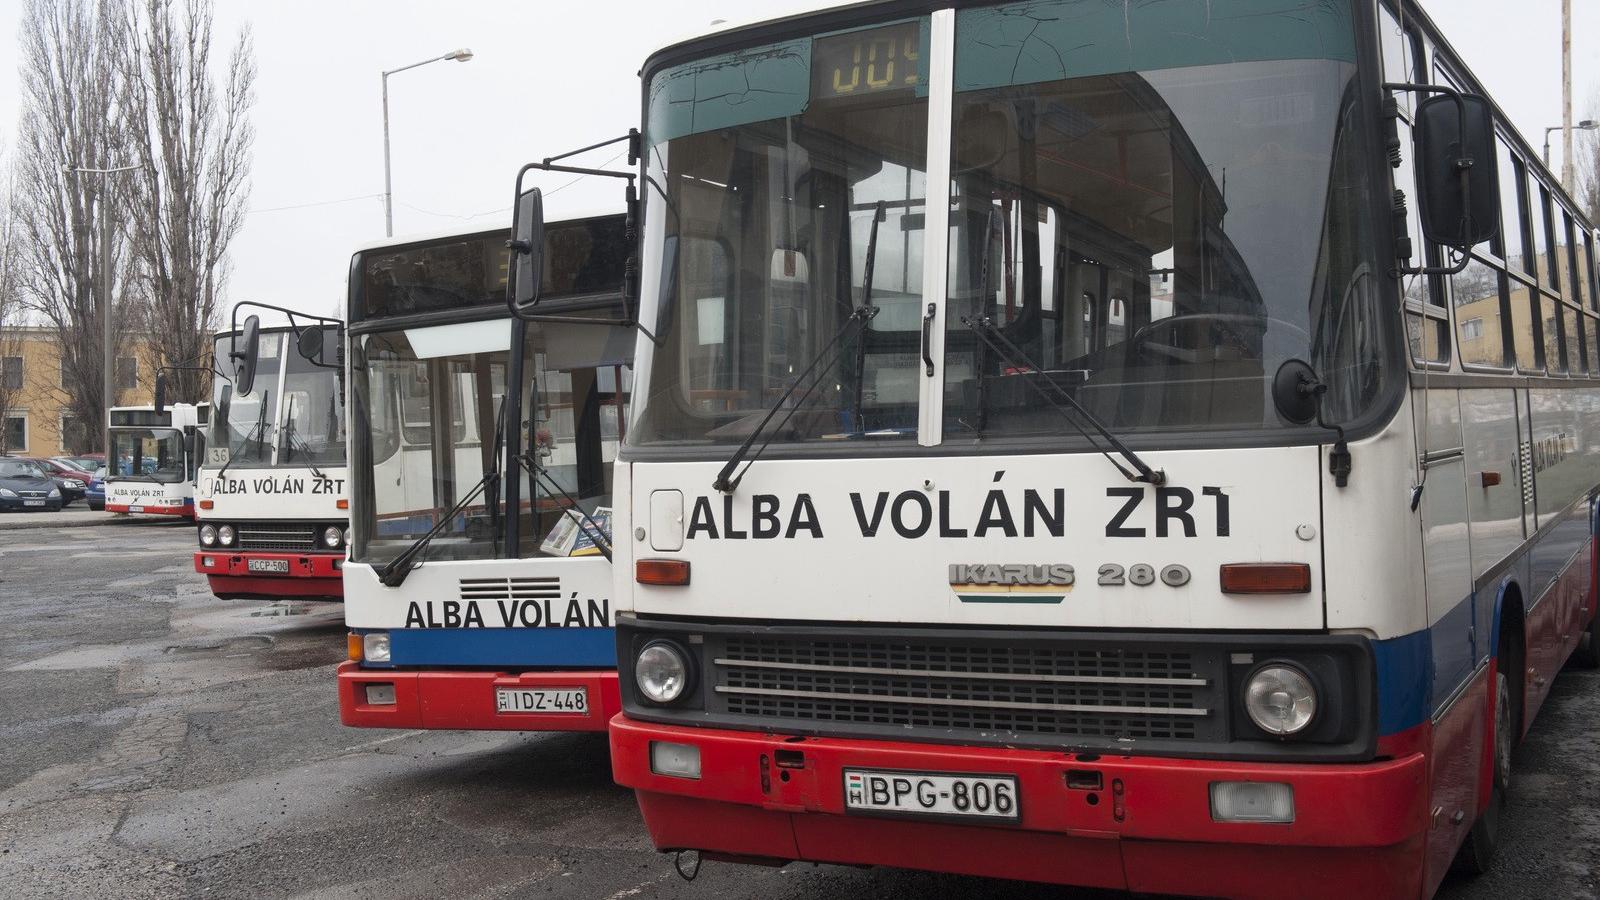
23;500;44;507
844;769;1020;822
495;687;588;714
128;505;144;512
247;558;289;574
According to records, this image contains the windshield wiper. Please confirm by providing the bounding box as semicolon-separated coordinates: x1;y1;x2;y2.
281;396;328;480
711;304;877;494
374;468;499;588
962;316;1166;485
516;451;612;562
215;390;270;479
850;201;886;435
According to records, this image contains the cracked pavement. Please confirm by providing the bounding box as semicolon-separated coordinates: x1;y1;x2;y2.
0;521;1592;898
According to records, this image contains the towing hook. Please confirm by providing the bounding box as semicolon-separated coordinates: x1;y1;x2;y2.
674;850;701;881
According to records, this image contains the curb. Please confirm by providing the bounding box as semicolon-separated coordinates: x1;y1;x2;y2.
0;513;183;532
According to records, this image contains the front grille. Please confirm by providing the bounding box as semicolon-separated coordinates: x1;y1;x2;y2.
232;522;326;553
459;576;562;602
668;630;1231;749
19;490;47;499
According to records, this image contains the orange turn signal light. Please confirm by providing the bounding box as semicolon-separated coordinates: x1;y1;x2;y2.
198;499;214;510
346;632;363;661
1220;563;1312;594
337;498;349;510
636;558;690;586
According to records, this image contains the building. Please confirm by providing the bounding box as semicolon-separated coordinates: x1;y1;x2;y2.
0;326;164;458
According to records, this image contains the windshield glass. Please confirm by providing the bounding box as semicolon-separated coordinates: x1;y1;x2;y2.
633;1;1389;449
517;318;633;557
633;17;932;446
280;328;345;466
0;460;48;479
210;332;283;466
109;428;185;482
942;1;1382;440
350;319;509;565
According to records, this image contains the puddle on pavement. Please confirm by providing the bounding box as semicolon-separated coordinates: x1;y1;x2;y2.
163;635;274;656
249;602;314;618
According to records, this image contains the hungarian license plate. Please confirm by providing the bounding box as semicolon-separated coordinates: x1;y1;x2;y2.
844;768;1020;822
495;687;588;714
128;505;144;512
247;558;289;574
23;500;44;507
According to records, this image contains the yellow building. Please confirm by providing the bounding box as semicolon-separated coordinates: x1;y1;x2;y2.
0;326;163;457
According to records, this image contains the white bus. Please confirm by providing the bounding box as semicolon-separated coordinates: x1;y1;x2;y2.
338;217;636;733
193;317;348;601
500;2;1600;897
104;403;206;519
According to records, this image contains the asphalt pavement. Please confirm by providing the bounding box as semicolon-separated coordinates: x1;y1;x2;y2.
0;521;1595;899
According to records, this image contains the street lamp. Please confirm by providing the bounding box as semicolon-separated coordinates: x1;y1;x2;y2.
1544;120;1598;171
382;48;474;237
63;162;144;460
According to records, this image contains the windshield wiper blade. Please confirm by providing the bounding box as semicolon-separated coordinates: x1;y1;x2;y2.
516;452;612;562
215;389;270;479
711;304;877;494
374;468;498;588
281;396;328;480
962;316;1166;486
850;201;886;435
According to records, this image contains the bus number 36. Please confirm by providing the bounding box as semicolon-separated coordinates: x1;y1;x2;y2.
1098;564;1191;587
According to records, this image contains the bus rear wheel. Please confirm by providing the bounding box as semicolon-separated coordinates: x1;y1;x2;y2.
1453;670;1511;876
1571;598;1600;668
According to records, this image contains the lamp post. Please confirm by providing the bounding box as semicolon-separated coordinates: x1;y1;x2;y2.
1544;121;1598;184
63;162;143;459
382;48;474;237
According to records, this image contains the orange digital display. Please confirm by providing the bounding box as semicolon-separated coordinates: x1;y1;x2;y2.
812;21;921;103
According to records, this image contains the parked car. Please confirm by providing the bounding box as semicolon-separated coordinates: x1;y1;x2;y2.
13;457;90;505
0;460;63;512
54;456;103;472
85;465;107;511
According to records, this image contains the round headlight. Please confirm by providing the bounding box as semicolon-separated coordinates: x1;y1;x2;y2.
199;524;217;547
321;525;343;549
1244;664;1318;736
636;641;690;704
217;524;237;547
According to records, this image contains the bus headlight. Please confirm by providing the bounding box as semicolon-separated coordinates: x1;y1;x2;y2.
321;525;344;549
362;632;391;663
217;524;237;547
199;524;217;547
636;640;690;704
1244;664;1318;736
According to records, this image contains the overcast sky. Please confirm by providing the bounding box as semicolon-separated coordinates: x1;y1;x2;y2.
0;0;1594;322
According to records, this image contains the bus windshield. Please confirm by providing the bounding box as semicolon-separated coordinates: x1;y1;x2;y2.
632;1;1392;448
109;428;185;483
210;329;343;468
210;332;284;467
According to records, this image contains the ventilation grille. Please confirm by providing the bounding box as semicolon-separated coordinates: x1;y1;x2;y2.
459;576;562;602
233;522;323;553
709;635;1220;744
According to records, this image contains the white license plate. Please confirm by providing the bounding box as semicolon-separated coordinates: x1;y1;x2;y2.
247;558;289;573
23;500;44;507
844;769;1020;822
128;505;144;512
495;687;588;714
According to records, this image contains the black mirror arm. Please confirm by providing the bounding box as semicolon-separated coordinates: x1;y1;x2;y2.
229;301;345;370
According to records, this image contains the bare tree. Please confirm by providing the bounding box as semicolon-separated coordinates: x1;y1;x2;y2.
0;152;25;454
13;0;135;455
120;0;255;405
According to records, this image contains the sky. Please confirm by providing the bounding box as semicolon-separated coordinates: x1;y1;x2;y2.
0;0;1595;322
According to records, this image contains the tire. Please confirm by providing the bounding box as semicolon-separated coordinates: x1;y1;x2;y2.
1453;670;1511;876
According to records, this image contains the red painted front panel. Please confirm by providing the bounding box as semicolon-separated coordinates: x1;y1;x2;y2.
1422;665;1488;897
337;662;620;732
195;551;344;600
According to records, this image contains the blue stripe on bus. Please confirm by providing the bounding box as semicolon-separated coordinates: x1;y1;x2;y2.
386;627;615;668
1373;628;1431;735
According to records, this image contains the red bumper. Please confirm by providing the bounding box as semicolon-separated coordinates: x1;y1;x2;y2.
610;717;1430;899
194;551;343;600
337;661;620;732
108;502;192;518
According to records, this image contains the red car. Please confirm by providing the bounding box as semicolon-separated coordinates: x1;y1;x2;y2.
12;457;91;505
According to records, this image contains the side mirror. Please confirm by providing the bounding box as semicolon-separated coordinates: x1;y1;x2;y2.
1414;93;1501;249
296;324;325;363
508;187;545;315
153;372;168;415
231;315;261;395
